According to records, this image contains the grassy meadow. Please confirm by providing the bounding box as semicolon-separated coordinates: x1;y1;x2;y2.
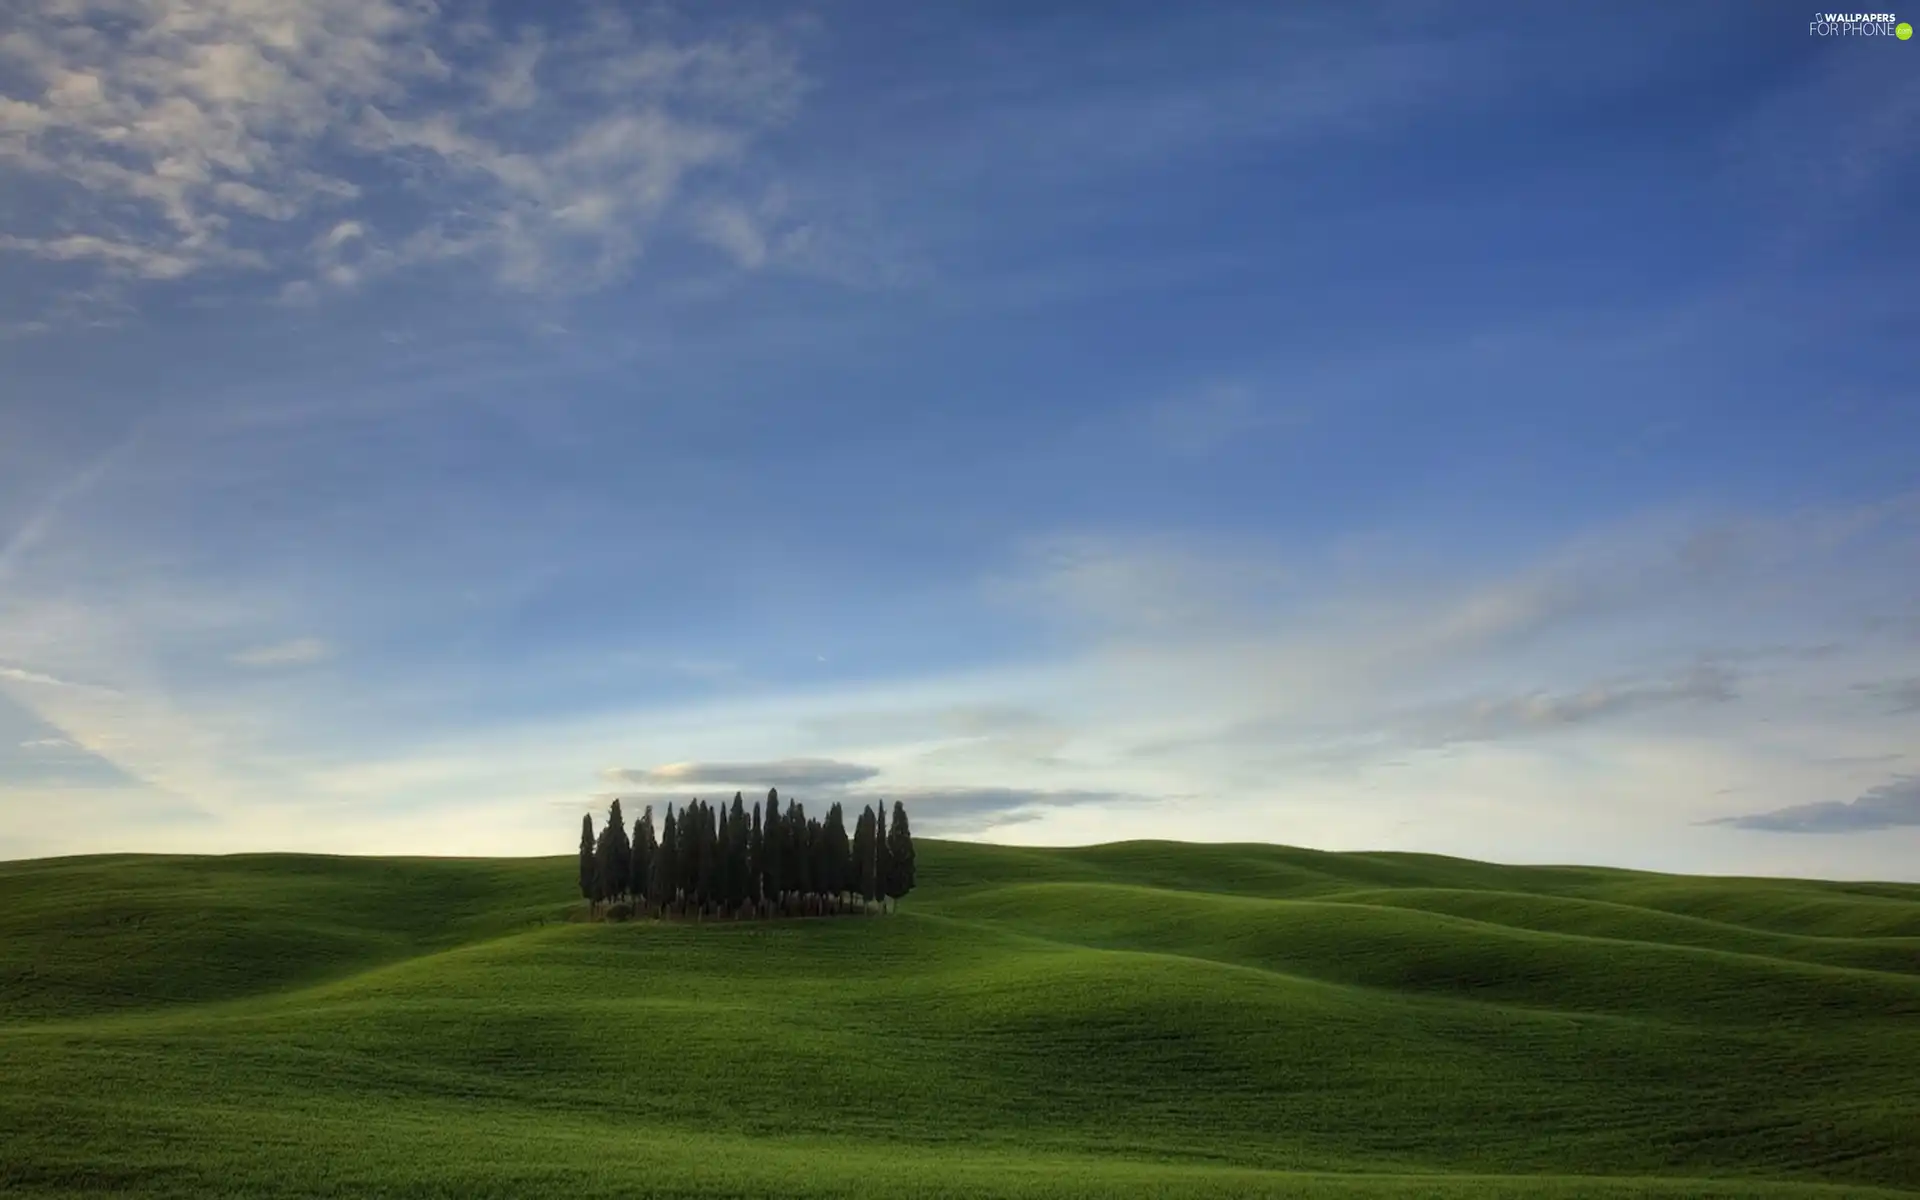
2;839;1917;1198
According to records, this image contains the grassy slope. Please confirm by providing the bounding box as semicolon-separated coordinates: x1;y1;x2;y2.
1;841;1916;1198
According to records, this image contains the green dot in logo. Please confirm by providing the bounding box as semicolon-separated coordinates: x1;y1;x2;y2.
1899;20;1914;38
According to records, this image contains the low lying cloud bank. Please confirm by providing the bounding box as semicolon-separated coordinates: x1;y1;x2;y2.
602;758;880;789
594;758;1144;835
1709;776;1920;833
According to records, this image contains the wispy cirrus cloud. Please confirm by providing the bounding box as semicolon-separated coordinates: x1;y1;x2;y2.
1852;677;1920;715
231;637;332;668
0;0;810;313
1139;383;1309;457
799;703;1058;745
1127;661;1742;769
1400;660;1738;746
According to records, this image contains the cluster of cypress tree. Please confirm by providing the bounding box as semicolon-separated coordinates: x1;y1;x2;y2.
577;789;915;920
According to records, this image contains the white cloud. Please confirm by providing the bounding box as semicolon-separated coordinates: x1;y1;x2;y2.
0;662;115;691
231;637;332;668
695;201;770;268
0;234;199;279
0;1;808;311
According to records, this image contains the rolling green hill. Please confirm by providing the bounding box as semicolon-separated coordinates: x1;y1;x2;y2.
2;840;1917;1198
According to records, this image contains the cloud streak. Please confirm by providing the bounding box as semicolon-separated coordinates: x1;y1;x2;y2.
1709;777;1920;834
1853;677;1920;715
232;637;332;668
874;786;1137;835
0;663;118;692
588;779;1133;837
1401;660;1738;747
1140;383;1308;457
604;758;881;789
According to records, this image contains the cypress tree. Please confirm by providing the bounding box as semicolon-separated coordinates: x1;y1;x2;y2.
655;806;678;912
725;791;748;913
790;802;811;897
885;801;916;910
699;799;716;907
606;798;631;899
809;816;826;903
592;820;617;912
764;788;783;902
685;799;699;907
874;802;891;912
716;794;731;910
824;803;850;906
749;801;764;905
578;813;597;914
730;800;748;911
629;817;643;902
688;800;707;909
704;801;721;909
716;799;734;910
854;805;877;904
678;800;701;908
631;806;656;913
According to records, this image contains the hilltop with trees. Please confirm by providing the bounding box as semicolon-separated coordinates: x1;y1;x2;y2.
577;789;915;919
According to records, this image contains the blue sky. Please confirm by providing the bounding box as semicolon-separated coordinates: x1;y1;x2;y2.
1;1;1916;877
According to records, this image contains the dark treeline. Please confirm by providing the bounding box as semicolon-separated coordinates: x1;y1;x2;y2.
577;789;916;920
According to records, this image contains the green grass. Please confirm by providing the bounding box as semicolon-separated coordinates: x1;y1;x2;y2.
2;841;1917;1198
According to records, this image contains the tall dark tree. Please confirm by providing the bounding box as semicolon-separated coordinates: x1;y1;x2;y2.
885;801;916;911
748;801;764;905
789;802;811;896
715;797;735;909
654;806;679;911
824;803;850;904
874;802;891;912
677;801;700;907
631;806;657;911
701;800;720;908
698;799;715;906
592;820;619;912
578;813;598;913
721;794;733;906
604;799;631;899
763;788;783;901
809;816;828;903
728;792;750;911
854;805;877;904
684;800;703;908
